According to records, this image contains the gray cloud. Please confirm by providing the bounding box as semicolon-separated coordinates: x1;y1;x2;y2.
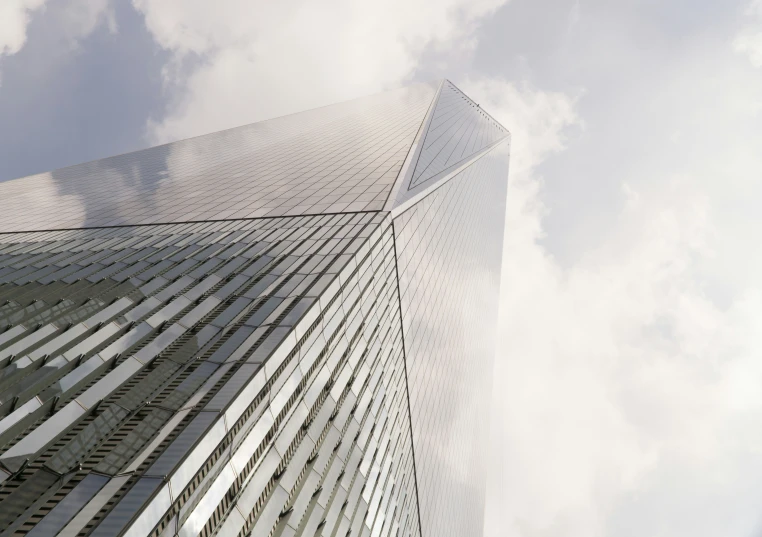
0;0;168;182
470;2;762;536
131;0;511;143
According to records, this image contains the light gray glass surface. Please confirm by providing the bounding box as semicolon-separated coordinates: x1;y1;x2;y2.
389;80;510;211
26;473;109;537
393;143;510;537
0;83;436;232
409;81;508;189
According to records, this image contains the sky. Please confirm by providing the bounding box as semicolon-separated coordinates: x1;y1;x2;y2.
2;1;762;536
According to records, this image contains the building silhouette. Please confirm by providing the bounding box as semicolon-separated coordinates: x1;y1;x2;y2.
0;80;509;537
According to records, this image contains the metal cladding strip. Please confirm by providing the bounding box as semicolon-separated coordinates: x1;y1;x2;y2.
57;476;133;537
0;323;185;471
0;324;58;362
23;474;108;536
210;226;407;537
0;215;370;528
0;323;87;384
0;279;200;456
0;224;271;419
0;325;25;348
282;226;416;537
0;212;420;536
13;286;220;516
121;228;365;536
55;216;342;520
128;215;418;533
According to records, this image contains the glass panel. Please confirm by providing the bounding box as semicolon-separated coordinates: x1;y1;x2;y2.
205;363;258;411
46;404;128;474
392;145;508;537
0;469;58;529
148;411;217;477
1;402;86;471
27;474;108;537
95;408;173;475
89;477;162;537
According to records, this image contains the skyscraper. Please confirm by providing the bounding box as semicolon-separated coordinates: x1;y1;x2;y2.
0;80;509;537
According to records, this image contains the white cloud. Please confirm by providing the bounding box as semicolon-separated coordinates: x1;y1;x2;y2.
734;32;762;67
0;0;113;61
734;0;762;67
462;78;581;176
0;0;47;57
56;0;117;45
131;0;509;143
0;0;115;88
470;38;762;537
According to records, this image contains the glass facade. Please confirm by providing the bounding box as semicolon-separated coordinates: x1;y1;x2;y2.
408;81;507;190
393;147;509;537
0;79;508;536
0;83;437;232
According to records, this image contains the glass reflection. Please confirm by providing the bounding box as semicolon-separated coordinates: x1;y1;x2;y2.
393;143;509;537
0;83;438;232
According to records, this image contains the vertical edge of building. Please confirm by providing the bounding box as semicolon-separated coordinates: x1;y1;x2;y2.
390;79;511;537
